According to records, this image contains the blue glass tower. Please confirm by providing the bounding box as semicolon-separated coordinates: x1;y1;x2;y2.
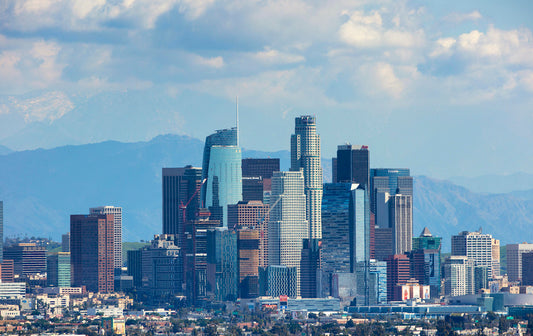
207;228;238;301
201;128;242;226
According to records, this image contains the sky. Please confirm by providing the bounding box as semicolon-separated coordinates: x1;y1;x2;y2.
0;0;532;179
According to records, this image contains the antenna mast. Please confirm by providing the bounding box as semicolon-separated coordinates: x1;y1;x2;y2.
236;96;239;147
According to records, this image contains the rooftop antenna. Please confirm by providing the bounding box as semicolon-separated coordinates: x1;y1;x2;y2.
236;96;239;147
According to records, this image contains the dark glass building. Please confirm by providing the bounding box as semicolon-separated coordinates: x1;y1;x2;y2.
47;252;71;287
242;158;280;179
335;144;369;188
162;166;202;243
3;243;46;276
300;238;321;298
207;228;238;301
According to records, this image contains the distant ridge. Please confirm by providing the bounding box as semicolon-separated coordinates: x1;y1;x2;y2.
0;135;531;249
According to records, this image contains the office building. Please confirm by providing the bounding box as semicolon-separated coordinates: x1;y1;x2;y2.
443;256;475;296
300;238;321;298
227;201;269;267
507;243;533;282
367;259;387;305
183;209;221;303
370;168;413;213
47;252;71;288
90;206;123;269
291;115;323;240
201;127;242;226
374;227;393;261
70;214;114;293
242;158;280;202
207;228;238;301
268;171;308;295
1;260;14;282
521;252;533;286
3;243;46;276
0;201;3;262
61;233;70;252
237;228;260;298
411;227;442;298
259;265;297;298
127;249;142;288
162;166;203;243
386;254;410;302
335;144;369;187
140;234;183;301
389;194;413;255
452;230;493;279
492;239;500;278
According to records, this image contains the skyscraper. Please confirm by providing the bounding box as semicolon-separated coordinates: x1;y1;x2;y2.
47;252;71;288
70;214;114;293
452;230;493;279
291;116;322;239
506;243;533;282
411;227;442;298
492;238;500;278
0;201;3;263
207;228;238;301
3;243;46;276
386;254;410;302
90;206;123;269
335;144;369;187
389;195;413;255
370;168;412;214
201;128;242;226
237;228;260;298
300;238;321;298
162;166;203;243
268;171;308;295
443;256;475;296
242;158;280;202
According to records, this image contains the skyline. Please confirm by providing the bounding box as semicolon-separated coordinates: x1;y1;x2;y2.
0;0;532;179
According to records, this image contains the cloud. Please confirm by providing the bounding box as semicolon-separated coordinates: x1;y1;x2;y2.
251;48;305;65
338;10;424;49
444;10;482;23
7;91;74;123
191;54;225;69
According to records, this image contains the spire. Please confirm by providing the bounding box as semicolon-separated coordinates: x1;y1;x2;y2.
420;227;432;237
235;96;239;147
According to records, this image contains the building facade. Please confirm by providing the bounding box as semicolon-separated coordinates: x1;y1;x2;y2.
389;194;413;255
90;206;123;269
268;171;308;296
3;243;46;276
70;214;114;293
507;243;533;282
290;116;322;240
443;256;475;297
335;144;369;188
452;230;494;279
47;252;71;288
207;228;238;301
237;228;260;298
411;227;442;298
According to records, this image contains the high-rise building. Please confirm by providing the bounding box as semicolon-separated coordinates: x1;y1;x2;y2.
3;243;46;276
241;158;280;202
207;228;238;301
201;128;242;227
411;227;442;298
300;238;321;298
370;169;413;212
0;260;14;283
0;201;3;263
140;234;183;301
70;214;114;293
291;116;322;240
127;249;142;288
90;206;123;269
237;228;260;298
183;209;221;303
268;171;308;295
61;233;70;253
506;243;533;282
259;265;297;298
521;252;533;286
47;252;71;288
162;166;203;242
443;256;475;296
386;254;410;302
367;259;388;305
452;230;493;279
227;201;270;267
321;183;369;274
374;227;393;261
389;194;413;255
492;239;500;278
335;144;369;187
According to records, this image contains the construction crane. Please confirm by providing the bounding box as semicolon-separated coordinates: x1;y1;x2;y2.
179;178;207;225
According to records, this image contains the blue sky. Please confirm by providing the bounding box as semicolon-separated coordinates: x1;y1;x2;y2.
0;0;532;178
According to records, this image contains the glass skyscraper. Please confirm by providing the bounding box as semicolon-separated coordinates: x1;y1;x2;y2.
201;128;242;227
207;228;238;301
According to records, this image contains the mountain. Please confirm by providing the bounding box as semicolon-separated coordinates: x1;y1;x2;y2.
0;145;12;155
414;176;533;252
1;135;532;248
448;172;533;194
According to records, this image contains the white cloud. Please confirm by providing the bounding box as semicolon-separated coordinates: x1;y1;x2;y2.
191;55;225;69
8;91;74;123
444;10;482;23
251;48;305;65
430;37;456;57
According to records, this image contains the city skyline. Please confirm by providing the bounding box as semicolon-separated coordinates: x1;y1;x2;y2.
0;1;532;179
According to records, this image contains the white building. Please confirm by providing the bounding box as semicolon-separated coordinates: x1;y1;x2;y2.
390;194;413;255
268;171;308;295
291;115;323;240
507;243;533;282
443;256;475;297
0;282;26;299
90;206;122;269
451;230;493;278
